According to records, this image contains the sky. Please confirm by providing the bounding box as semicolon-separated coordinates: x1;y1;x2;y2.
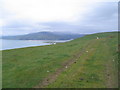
0;0;119;36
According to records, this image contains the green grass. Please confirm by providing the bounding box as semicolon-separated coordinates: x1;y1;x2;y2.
2;32;119;88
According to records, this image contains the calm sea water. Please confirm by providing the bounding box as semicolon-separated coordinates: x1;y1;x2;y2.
0;39;68;50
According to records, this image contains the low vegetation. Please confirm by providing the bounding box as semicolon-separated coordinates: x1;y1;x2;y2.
2;32;119;88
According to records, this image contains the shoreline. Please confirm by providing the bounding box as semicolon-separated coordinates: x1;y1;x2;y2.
1;39;73;51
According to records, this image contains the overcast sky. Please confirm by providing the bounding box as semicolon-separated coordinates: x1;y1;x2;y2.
0;0;118;36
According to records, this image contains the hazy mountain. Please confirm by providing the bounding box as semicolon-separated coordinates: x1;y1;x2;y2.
2;31;85;40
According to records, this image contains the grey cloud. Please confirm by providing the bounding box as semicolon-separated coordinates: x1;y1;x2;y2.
39;2;118;33
74;2;118;33
2;2;118;35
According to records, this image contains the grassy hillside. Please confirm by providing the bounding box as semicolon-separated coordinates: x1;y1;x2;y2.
2;32;119;88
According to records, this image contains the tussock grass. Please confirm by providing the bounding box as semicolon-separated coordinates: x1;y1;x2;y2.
2;32;119;88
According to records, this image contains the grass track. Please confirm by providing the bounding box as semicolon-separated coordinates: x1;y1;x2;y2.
2;32;119;88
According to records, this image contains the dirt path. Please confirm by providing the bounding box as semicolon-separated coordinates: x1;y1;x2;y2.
105;62;114;88
104;40;118;88
34;49;85;88
105;56;118;88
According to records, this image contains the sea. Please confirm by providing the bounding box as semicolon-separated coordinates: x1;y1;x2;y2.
0;39;69;50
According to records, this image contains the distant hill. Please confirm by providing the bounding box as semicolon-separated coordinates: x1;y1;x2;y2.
2;31;85;40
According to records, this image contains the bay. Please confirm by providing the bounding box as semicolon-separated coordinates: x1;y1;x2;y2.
0;39;68;50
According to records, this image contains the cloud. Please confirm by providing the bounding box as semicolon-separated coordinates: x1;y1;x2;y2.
2;20;51;35
38;2;118;34
72;2;118;33
1;0;97;23
0;0;118;35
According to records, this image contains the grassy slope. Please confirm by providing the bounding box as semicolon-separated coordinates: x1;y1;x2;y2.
2;32;119;88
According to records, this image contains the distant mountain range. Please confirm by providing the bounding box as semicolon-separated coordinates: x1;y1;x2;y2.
2;32;85;40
